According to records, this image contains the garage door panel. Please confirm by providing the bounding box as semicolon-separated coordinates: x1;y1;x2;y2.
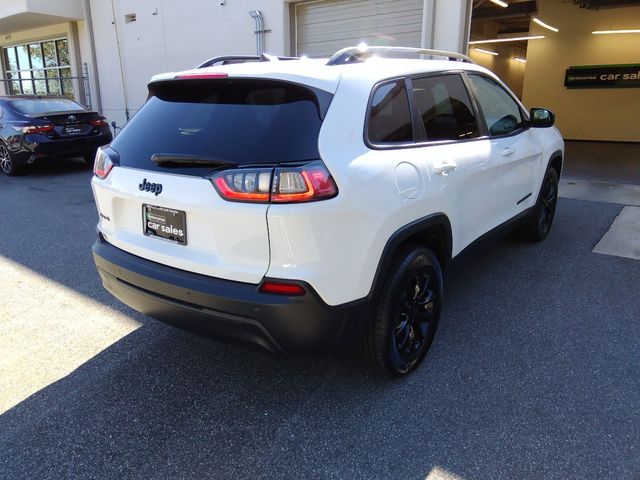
299;15;424;38
296;0;423;57
297;1;422;24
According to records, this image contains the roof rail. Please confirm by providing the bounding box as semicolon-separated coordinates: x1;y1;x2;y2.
326;46;475;66
196;54;300;69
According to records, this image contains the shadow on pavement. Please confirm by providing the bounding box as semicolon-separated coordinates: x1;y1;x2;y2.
1;167;639;479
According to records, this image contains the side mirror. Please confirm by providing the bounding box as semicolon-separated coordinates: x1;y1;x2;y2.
530;108;555;128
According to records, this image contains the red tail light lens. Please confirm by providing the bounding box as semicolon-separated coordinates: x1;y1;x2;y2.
93;147;116;179
271;161;338;203
13;124;54;134
212;168;273;203
259;281;306;296
211;161;338;204
89;119;108;127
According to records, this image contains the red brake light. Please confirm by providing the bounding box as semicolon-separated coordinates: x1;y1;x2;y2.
20;124;54;134
89;119;108;126
259;281;306;296
175;72;228;80
210;161;338;204
212;169;272;202
272;162;338;203
93;148;115;179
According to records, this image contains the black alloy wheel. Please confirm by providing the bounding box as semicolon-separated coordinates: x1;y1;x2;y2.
522;168;559;242
0;143;16;176
358;246;442;377
539;170;558;236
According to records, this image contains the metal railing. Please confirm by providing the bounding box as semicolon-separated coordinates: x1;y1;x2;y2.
0;72;93;109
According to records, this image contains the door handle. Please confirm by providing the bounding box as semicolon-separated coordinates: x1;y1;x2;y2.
501;147;516;156
433;161;457;175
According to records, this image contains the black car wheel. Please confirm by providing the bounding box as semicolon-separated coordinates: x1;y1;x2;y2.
521;168;559;242
0;143;17;176
358;246;442;377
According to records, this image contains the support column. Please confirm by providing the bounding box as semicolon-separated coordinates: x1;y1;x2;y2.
422;0;473;54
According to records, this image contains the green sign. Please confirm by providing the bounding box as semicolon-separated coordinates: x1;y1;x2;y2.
565;64;640;89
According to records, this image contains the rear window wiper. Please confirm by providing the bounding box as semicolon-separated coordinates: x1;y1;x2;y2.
151;153;237;168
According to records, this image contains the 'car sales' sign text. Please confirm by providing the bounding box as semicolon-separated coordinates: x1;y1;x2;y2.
565;64;640;89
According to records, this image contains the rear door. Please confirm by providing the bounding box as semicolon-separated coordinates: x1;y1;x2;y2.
408;73;500;251
92;77;331;284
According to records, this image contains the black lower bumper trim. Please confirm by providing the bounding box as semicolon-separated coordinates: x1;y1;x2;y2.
93;234;369;355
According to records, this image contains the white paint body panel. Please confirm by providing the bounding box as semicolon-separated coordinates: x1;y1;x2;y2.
92;167;270;283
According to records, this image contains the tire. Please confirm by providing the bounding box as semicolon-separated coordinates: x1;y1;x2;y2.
521;168;559;242
358;245;443;377
0;142;18;176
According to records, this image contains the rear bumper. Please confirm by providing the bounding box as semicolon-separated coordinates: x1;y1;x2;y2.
13;131;112;165
92;234;369;355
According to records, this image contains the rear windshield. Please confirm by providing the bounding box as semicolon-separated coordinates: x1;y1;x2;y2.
111;78;333;176
9;98;86;115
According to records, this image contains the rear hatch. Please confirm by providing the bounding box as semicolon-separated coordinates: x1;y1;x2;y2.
92;76;333;284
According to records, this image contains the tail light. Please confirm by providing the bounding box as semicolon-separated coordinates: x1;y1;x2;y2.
12;124;54;134
93;147;117;179
211;161;338;204
88;119;108;127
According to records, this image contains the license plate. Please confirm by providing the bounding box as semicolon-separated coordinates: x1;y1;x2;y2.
143;204;187;245
65;126;83;135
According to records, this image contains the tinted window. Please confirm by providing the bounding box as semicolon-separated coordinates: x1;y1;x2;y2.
9;98;86;115
468;75;524;136
412;75;479;142
111;79;331;176
368;80;413;144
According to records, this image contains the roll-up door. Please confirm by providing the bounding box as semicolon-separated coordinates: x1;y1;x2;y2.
295;0;424;57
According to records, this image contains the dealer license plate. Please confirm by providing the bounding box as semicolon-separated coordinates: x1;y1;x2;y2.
143;204;187;245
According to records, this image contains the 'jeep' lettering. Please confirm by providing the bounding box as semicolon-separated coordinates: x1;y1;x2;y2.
138;178;163;196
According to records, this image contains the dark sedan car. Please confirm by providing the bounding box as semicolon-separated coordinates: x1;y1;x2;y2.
0;95;113;176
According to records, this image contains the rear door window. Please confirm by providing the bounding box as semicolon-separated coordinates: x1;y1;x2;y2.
367;80;413;144
411;74;479;142
110;79;332;176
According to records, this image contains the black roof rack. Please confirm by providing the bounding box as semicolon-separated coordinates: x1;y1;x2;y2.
196;54;300;69
327;46;475;66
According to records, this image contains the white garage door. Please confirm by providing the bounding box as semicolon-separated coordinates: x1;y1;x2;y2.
295;0;424;57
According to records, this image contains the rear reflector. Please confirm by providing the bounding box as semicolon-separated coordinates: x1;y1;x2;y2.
175;72;229;80
259;281;306;296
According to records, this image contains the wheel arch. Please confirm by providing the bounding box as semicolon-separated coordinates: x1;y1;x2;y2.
548;150;563;176
369;213;452;298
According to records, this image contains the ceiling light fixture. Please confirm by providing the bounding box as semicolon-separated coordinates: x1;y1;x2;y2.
474;48;499;56
592;29;640;35
514;57;527;63
533;18;559;33
489;0;509;7
469;35;545;45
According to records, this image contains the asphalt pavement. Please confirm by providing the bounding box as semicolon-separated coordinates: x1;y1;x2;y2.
0;159;639;480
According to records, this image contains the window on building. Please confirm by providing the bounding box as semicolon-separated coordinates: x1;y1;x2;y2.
412;75;479;142
3;39;74;99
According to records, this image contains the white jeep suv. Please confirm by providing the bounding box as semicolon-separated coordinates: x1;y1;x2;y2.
91;46;564;376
